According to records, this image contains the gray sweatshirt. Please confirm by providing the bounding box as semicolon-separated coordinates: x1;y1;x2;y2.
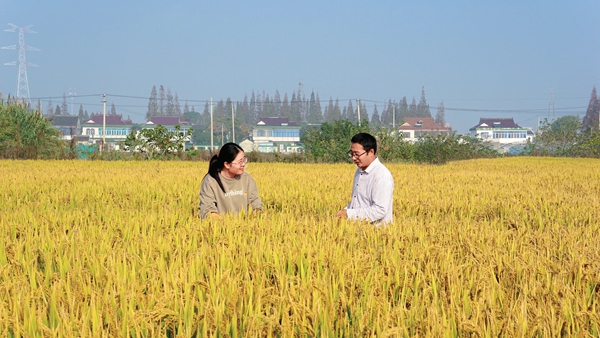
198;171;263;218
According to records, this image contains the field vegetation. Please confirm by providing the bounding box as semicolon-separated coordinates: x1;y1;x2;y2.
1;158;599;336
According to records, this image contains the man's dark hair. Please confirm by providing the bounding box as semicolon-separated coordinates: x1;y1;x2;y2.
351;133;377;155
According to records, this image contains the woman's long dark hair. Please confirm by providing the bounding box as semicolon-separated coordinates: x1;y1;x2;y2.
207;143;244;193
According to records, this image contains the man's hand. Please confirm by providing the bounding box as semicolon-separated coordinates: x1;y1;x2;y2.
335;209;348;219
210;212;222;220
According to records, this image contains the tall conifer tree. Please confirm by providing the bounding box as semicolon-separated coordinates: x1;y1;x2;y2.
174;93;182;116
158;85;165;115
582;86;599;131
281;93;291;118
417;86;431;117
435;101;446;126
146;86;158;120
409;97;418;117
61;93;69;116
46;99;53;116
371;104;381;126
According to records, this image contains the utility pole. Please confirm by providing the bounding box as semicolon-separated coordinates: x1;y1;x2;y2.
69;88;76;115
231;103;235;144
102;94;106;152
356;99;361;126
210;97;214;152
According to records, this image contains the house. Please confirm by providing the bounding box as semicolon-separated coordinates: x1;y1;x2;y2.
47;115;80;141
469;118;533;145
81;114;133;150
397;117;451;142
239;139;257;153
251;116;303;153
144;116;191;134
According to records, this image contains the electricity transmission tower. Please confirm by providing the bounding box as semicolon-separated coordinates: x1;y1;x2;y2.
2;24;40;104
547;89;554;121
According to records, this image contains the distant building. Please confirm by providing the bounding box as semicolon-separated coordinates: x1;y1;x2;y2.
239;139;257;153
145;116;191;134
251;116;303;153
397;117;451;142
470;118;533;144
81;114;133;150
47;115;80;141
469;117;534;154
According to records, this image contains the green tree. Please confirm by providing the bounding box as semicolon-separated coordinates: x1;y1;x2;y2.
307;91;323;123
183;111;201;125
165;88;174;115
0;99;64;159
435;101;446;126
61;93;69;116
582;86;599;131
301;120;370;162
146;86;158;120
123;124;193;160
46;99;53;116
398;97;409;120
371;104;381;126
174;92;182;116
408;97;418;117
380;100;393;126
159;85;165;115
183;100;190;114
533;115;582;156
570;128;600;157
281;93;291;118
417;86;431;117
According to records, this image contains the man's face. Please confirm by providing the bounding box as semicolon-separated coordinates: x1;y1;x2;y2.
350;142;375;170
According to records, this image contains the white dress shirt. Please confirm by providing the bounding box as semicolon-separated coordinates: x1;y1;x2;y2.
345;157;394;225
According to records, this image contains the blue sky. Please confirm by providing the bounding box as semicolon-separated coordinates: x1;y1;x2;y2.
2;1;599;133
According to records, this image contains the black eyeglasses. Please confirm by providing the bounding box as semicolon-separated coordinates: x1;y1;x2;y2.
347;150;367;159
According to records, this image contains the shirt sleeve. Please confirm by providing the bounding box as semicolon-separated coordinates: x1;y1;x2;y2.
198;175;219;218
247;175;263;212
346;171;394;223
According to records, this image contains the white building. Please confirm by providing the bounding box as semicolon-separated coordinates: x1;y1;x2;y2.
470;118;533;144
251;116;303;153
81;114;133;150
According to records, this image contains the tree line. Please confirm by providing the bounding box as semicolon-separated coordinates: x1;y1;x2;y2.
144;84;446;144
1;87;598;161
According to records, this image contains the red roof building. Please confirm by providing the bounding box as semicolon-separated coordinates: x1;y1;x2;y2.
397;117;450;141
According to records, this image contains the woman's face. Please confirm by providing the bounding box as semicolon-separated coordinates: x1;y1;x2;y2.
223;151;247;177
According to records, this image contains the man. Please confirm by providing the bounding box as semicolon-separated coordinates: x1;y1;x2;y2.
335;132;394;225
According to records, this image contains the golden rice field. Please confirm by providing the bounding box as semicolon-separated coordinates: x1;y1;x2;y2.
0;157;599;337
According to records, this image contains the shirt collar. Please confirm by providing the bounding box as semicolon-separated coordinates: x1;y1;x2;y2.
361;157;381;174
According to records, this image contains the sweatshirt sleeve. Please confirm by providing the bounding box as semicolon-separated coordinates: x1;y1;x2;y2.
247;175;263;212
198;175;219;218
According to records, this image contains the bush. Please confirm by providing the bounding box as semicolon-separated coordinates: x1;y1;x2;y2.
0;97;65;159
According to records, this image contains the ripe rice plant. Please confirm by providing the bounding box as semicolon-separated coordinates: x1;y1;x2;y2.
0;157;599;336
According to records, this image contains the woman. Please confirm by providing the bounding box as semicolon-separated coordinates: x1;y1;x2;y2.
198;143;263;219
